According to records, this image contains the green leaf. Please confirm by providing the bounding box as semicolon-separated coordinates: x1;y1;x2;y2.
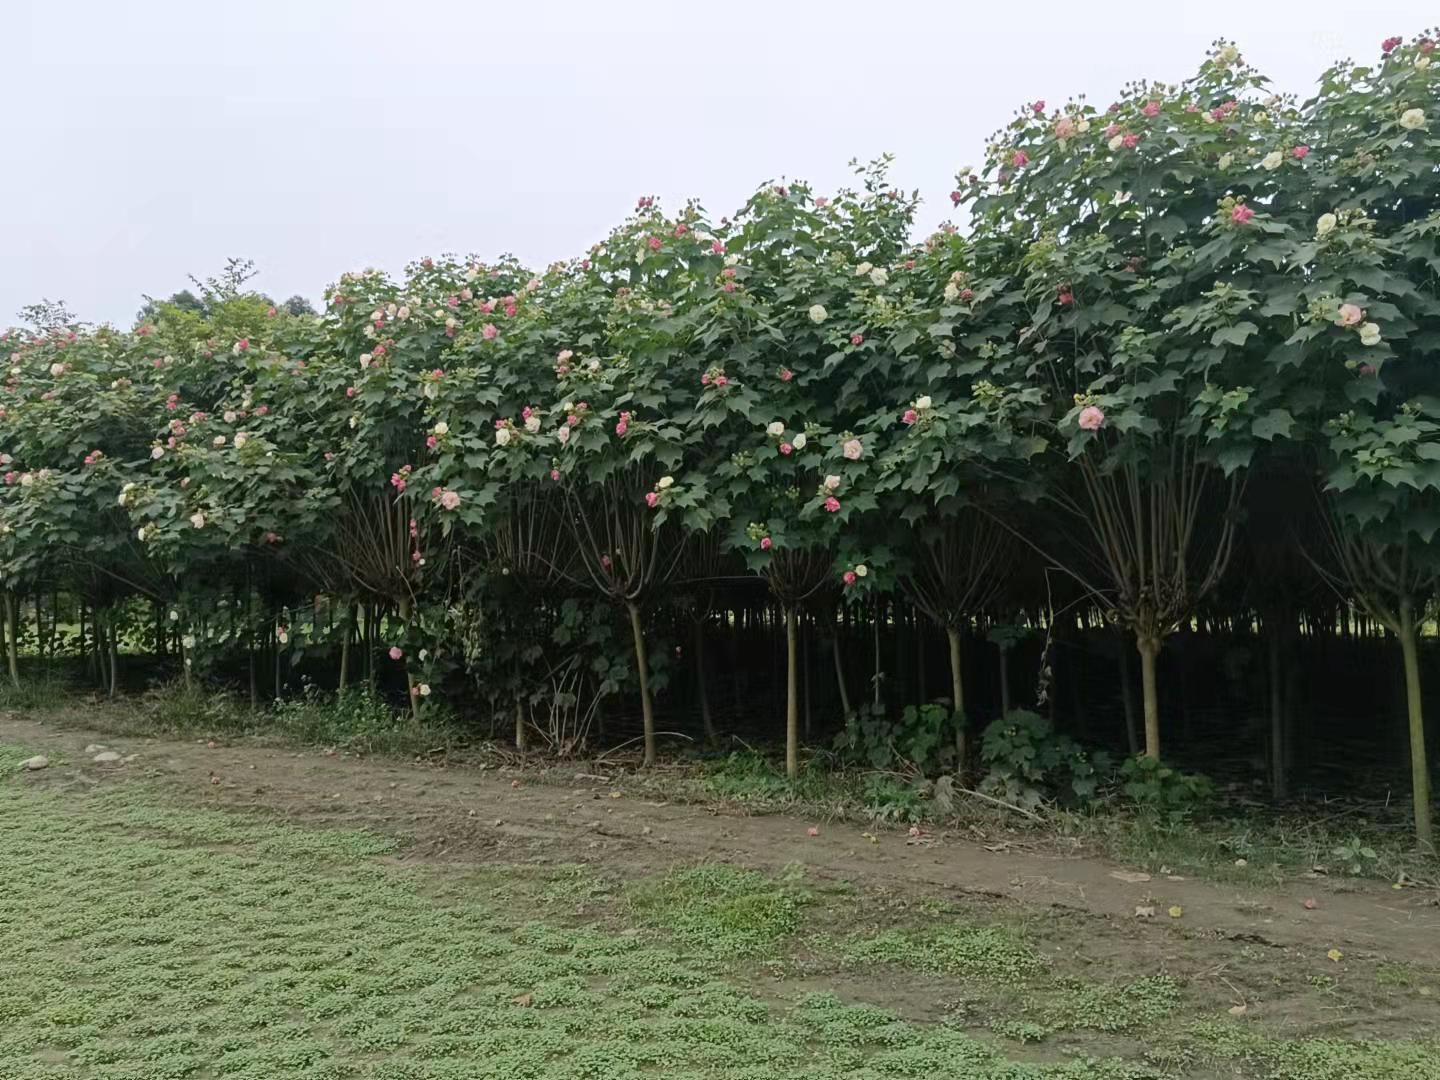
1251;409;1294;441
1211;322;1259;348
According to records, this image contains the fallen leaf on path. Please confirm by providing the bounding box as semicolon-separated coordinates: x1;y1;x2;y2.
1228;1004;1248;1016
510;780;521;789
861;831;878;844
907;826;922;839
983;842;1010;853
1302;898;1317;910
806;826;819;837
1327;948;1343;962
1134;905;1156;918
513;993;533;1007
1168;905;1184;919
609;790;622;799
1110;870;1152;884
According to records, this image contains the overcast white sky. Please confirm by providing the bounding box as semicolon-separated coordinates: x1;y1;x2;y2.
1;0;1427;327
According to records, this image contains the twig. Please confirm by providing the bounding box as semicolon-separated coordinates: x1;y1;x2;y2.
594;731;693;762
954;785;1047;822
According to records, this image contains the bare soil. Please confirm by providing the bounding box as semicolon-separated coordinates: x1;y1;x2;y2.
7;710;1440;1058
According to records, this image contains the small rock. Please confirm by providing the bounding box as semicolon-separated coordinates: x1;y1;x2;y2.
92;751;123;764
123;754;139;764
1110;870;1152;884
84;743;107;754
1228;1003;1248;1016
18;755;48;771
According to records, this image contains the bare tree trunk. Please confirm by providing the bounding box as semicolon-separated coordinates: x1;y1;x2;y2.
514;696;527;753
3;592;19;689
872;600;883;708
1138;633;1161;759
398;597;418;722
947;625;966;774
108;623;119;698
1398;598;1434;851
338;608;351;694
626;601;656;767
78;601;89;673
785;606;799;780
832;629;852;720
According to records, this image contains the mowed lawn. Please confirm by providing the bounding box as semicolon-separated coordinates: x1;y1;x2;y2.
3;740;1439;1080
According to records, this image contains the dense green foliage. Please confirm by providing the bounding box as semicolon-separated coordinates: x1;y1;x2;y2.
3;34;1439;841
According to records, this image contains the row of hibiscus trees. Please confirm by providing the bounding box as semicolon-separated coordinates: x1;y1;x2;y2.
2;34;1438;846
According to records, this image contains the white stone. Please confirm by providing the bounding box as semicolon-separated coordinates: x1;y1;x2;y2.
92;751;123;764
18;755;48;771
84;744;107;754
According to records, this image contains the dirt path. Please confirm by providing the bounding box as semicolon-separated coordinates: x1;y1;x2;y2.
7;714;1438;966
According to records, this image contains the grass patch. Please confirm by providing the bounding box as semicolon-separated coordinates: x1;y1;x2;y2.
1059;807;1436;887
28;682;466;757
1184;1019;1440;1080
1;749;1181;1079
3;737;1439;1078
840;926;1043;983
627;864;810;961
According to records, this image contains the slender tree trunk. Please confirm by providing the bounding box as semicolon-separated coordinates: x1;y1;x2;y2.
626;601;656;766
514;696;527;753
694;619;715;743
998;647;1012;716
1118;634;1140;756
832;629;852;720
785;606;799;780
181;638;193;692
364;604;376;690
33;591;44;665
947;625;967;776
338;608;351;694
872;599;883;708
398;597;418;722
1398;599;1434;851
108;622;119;698
93;615;107;690
1137;633;1162;759
1268;621;1287;801
4;592;20;689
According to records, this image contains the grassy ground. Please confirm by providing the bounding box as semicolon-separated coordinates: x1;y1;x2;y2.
4;735;1440;1079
